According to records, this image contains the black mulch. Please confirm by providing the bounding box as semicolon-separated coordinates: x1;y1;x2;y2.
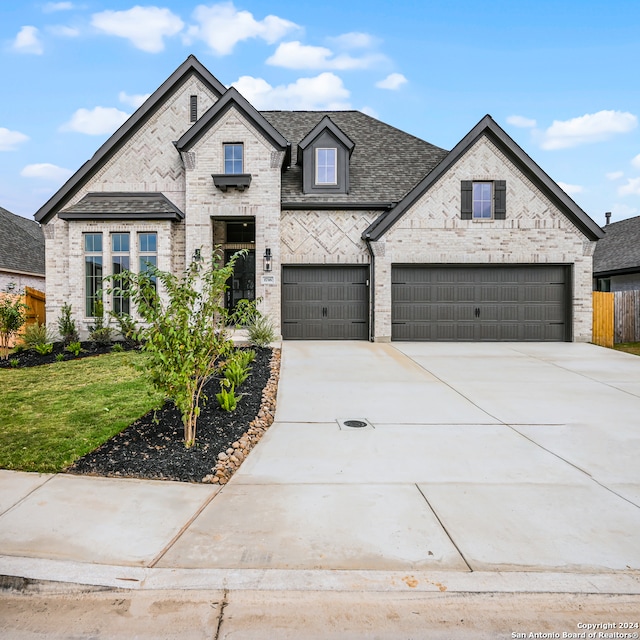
66;347;273;483
0;342;138;368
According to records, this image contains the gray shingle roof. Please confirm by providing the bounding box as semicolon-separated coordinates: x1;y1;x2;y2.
261;111;449;205
0;206;45;276
593;215;640;275
58;192;184;220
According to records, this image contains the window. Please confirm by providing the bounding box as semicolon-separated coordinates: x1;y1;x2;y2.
190;95;198;122
84;233;103;317
139;232;157;285
111;233;130;315
473;182;493;219
226;221;255;243
224;144;243;174
315;148;337;185
461;180;506;220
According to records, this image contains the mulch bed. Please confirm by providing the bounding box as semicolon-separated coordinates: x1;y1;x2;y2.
0;342;134;368
2;343;279;483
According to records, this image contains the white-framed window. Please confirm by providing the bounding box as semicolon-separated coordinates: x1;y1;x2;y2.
472;182;493;219
111;232;130;315
224;143;244;174
315;148;337;185
84;232;103;317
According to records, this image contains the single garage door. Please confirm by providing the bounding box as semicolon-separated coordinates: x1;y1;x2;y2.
392;265;570;341
282;265;369;339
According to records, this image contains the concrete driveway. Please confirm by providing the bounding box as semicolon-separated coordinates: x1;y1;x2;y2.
158;341;640;575
1;341;639;593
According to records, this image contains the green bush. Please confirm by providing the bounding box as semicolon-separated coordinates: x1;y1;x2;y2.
55;353;65;362
89;301;114;347
223;359;250;387
0;293;27;360
234;349;256;368
111;343;124;353
109;313;141;347
34;343;54;355
21;322;56;349
247;314;276;347
57;303;79;346
216;380;241;411
65;341;83;356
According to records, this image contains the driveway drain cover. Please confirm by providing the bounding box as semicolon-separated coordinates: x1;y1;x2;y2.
343;420;368;428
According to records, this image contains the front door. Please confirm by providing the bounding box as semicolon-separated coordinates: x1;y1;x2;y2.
225;249;255;312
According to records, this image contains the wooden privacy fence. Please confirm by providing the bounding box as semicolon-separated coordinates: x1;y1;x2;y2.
592;291;614;348
0;287;46;347
592;290;640;346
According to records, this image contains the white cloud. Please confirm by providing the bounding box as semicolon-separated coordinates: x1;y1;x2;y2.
541;110;637;150
43;2;74;12
606;171;624;181
47;25;80;37
20;163;72;182
506;115;537;128
611;203;638;220
12;26;44;54
92;6;184;53
375;73;407;90
631;154;640;170
267;41;381;70
119;91;151;109
557;181;583;195
232;73;350;110
60;106;130;135
360;106;379;119
328;32;378;50
188;2;298;55
0;128;29;151
618;177;640;197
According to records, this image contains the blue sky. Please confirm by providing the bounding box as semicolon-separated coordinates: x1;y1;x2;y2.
2;0;640;226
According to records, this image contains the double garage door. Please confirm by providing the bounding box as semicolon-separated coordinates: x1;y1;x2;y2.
282;265;369;340
281;264;571;341
392;265;571;342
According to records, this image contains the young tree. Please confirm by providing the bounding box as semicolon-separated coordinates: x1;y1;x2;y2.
110;249;252;447
0;291;28;360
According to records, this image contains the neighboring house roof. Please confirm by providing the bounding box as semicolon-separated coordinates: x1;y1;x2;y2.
34;55;226;225
593;215;640;276
0;206;45;276
261;110;449;207
58;193;184;221
363;115;605;242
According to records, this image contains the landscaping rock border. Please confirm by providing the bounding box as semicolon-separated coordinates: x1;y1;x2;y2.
203;347;280;484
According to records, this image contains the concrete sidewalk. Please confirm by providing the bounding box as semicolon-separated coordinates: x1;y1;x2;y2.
1;342;640;595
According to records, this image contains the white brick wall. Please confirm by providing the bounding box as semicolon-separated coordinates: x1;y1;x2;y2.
373;136;596;341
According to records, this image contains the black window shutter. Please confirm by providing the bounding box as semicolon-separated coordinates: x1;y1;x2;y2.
494;180;506;219
190;95;198;122
461;181;473;219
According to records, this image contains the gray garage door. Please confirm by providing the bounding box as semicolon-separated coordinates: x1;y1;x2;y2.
392;265;570;341
282;265;369;339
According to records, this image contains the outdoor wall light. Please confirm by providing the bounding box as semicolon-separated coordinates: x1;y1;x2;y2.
193;248;202;262
263;248;272;272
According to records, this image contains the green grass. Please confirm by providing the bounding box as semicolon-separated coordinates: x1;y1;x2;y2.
0;352;163;473
614;342;640;357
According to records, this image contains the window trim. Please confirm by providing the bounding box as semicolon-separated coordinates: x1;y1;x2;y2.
223;143;244;175
472;182;493;219
315;147;338;185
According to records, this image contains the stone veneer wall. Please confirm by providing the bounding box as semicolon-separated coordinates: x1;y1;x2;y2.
183;106;285;335
0;271;45;293
44;74;217;333
373;136;596;341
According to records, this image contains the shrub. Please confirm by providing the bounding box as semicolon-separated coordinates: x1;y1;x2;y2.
89;301;113;347
9;358;19;368
21;323;56;349
55;353;65;362
247;314;276;348
216;380;241;411
223;359;250;387
0;293;28;360
65;341;83;356
109;313;141;347
57;303;79;346
34;343;54;355
234;349;256;369
111;343;124;353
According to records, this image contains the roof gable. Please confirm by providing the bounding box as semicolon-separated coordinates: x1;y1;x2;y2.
593;215;640;275
364;115;604;242
0;206;45;276
35;55;226;224
297;115;355;162
176;86;288;153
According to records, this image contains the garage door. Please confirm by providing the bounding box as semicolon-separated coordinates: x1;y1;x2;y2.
392;265;570;341
282;265;369;339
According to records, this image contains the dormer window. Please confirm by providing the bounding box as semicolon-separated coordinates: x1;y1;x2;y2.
316;148;337;185
224;143;243;174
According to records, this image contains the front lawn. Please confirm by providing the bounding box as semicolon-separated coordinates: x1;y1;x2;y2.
614;342;640;356
0;352;162;473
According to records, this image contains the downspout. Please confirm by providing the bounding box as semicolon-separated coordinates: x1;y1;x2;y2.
364;233;375;342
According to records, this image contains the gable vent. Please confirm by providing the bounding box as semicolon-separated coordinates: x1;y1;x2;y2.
190;95;198;122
